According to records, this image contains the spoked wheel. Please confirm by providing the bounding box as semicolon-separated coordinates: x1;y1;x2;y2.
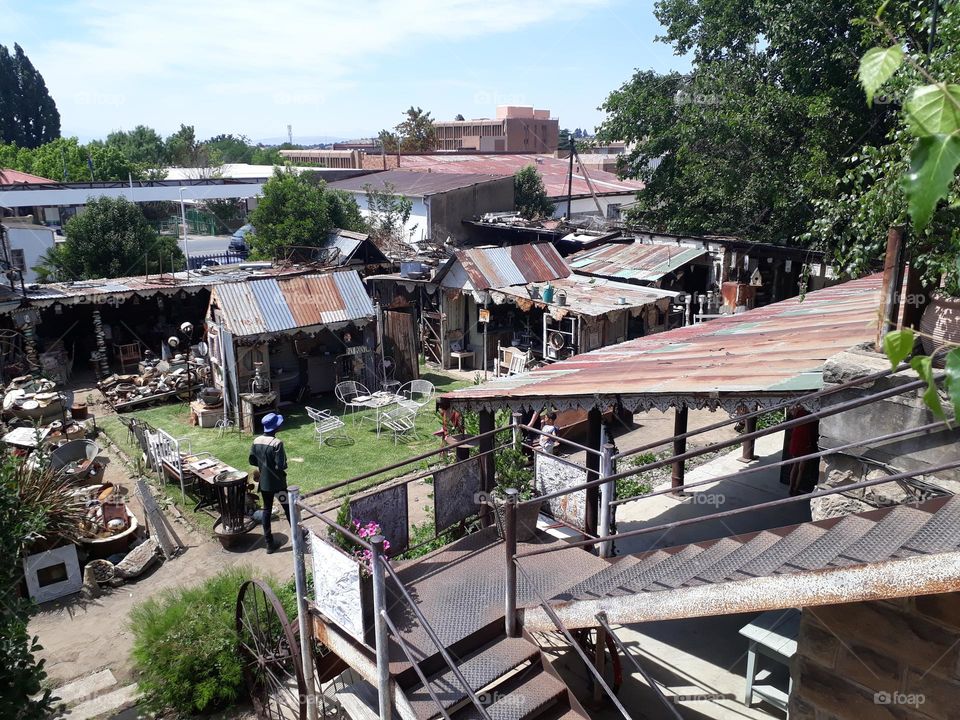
236;579;306;720
574;627;623;698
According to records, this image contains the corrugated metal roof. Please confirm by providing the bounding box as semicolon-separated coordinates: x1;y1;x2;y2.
212;270;374;338
442;274;882;410
329;169;509;197
446;243;571;290
569;241;709;283
492;274;678;317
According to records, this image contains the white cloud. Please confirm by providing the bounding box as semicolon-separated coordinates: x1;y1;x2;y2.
26;0;611;138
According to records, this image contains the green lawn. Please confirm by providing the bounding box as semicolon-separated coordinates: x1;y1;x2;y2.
99;368;471;503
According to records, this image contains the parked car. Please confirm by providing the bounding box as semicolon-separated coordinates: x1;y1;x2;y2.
229;224;254;252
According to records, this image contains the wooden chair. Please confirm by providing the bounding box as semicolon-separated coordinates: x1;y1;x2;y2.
115;342;142;373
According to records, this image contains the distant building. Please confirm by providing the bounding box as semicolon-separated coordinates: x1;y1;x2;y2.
1;217;56;283
433;106;559;153
275;149;366;169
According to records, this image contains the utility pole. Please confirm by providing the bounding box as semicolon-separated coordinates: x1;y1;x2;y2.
566;136;575;219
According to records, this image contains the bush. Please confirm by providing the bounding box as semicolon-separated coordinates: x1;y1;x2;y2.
130;565;291;715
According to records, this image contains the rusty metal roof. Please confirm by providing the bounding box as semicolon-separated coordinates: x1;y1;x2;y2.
568;241;709;284
439;243;571;290
442;274;882;411
211;270;374;338
491;274;678;318
328;169;508;197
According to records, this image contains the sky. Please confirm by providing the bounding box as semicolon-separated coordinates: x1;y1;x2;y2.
0;0;689;144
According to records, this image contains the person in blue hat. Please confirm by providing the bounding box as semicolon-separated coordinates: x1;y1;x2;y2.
249;412;290;553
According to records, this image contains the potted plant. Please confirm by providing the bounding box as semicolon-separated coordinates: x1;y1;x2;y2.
491;442;542;541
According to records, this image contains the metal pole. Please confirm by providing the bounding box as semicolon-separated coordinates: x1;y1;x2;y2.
289;489;318;720
566;137;574;218
504;488;519;638
370;535;392;719
598;443;615;558
512;412;522;445
482;312;488;381
671;405;688;493
179;187;190;276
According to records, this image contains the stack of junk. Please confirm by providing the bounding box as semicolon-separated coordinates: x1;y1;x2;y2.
99;349;210;412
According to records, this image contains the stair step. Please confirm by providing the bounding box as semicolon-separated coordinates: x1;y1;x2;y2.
407;636;540;720
781;516;876;571
645;538;742;590
733;525;825;579
52;669;117;707
696;532;780;583
835;506;931;564
902;496;960;554
452;667;566;720
556;555;648;601
65;684;138;720
614;545;706;594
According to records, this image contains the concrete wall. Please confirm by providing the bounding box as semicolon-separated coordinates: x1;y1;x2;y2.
426;177;514;243
348;191;429;247
789;594;960;720
4;221;55;283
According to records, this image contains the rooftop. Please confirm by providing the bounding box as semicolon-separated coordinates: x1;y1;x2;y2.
568;240;710;283
440;273;882;412
436;243;570;290
328;169;509;197
395;153;644;199
0;168;55;185
491;273;679;318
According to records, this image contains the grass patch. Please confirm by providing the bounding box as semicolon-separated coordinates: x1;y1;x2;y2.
99;367;470;500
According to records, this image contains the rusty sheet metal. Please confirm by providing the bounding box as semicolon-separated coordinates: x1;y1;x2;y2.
568;242;708;283
332;270;376;323
456;243;571;290
493;274;677;317
248;279;297;333
442;274;882;410
213;281;267;336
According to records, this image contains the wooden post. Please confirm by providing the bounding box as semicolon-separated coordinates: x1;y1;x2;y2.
740;406;758;463
585;407;602;538
876;225;905;347
671;405;688;493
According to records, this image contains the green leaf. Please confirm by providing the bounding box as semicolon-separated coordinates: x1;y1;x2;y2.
945;348;960;420
859;47;903;107
883;328;914;369
905;84;960;136
911;355;945;420
902;133;960;230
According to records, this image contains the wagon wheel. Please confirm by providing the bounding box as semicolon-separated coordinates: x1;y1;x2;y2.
574;627;623;699
236;579;306;720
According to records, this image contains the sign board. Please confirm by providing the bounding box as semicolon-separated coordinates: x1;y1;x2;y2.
478;308;491;324
434;456;483;533
535;454;588;530
311;533;365;638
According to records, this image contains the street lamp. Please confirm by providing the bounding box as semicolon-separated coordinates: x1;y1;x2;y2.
178;187;190;275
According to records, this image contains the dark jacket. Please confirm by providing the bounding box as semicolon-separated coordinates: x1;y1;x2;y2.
249;434;288;492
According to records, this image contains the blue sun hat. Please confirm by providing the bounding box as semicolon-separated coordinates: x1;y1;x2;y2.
262;412;284;433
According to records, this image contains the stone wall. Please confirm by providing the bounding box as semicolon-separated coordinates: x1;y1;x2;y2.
814;347;960;520
789;593;960;720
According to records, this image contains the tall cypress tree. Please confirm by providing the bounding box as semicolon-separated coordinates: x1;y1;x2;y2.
0;43;60;148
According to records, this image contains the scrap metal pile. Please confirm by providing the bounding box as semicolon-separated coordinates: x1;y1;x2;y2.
99;353;210;410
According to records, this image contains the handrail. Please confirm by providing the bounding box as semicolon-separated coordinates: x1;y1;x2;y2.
595;613;683;720
379;609;454;720
613;360;912;460
513;559;633;719
515;457;960;559
379;558;494;720
610;420;948;508
520;376;929;507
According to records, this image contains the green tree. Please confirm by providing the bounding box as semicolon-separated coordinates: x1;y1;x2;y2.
249;169;365;257
38;196;184;280
364;182;413;252
104;125;167;166
379;106;436;153
0;43;60;148
454;113;465;121
514;165;555;219
598;1;893;244
165;124;220;174
202;134;253;164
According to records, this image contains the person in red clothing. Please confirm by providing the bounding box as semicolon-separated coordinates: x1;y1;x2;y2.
787;407;818;496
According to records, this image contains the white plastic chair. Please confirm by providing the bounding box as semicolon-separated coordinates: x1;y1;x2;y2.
335;381;372;424
307;406;347;447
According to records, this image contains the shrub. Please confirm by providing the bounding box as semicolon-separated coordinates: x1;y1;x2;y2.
130;565;283;714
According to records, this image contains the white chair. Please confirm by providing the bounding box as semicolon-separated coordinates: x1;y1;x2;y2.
335;381;372;424
397;379;435;414
306;406;347;447
381;404;418;445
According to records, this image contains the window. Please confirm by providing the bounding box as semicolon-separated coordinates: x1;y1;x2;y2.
10;248;25;271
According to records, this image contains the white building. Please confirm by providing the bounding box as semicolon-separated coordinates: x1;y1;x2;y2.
1;217;56;283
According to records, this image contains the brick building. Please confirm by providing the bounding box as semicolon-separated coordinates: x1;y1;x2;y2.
433;106;559;153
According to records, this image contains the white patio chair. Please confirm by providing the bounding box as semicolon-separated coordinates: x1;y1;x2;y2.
307;406;347;447
335;381;373;424
396;379;435;414
381;404;418;445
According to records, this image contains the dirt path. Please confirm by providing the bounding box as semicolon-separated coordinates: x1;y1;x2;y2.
29;438;297;688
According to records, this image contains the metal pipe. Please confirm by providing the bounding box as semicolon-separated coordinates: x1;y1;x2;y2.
288;487;318;720
671;406;688;491
611;420;948;508
296;501;372;550
379;560;494;720
370;535;392;720
598;444;616;558
516;456;960;559
504;488;519;637
514;560;633;719
596;613;683;720
524;376;929;506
